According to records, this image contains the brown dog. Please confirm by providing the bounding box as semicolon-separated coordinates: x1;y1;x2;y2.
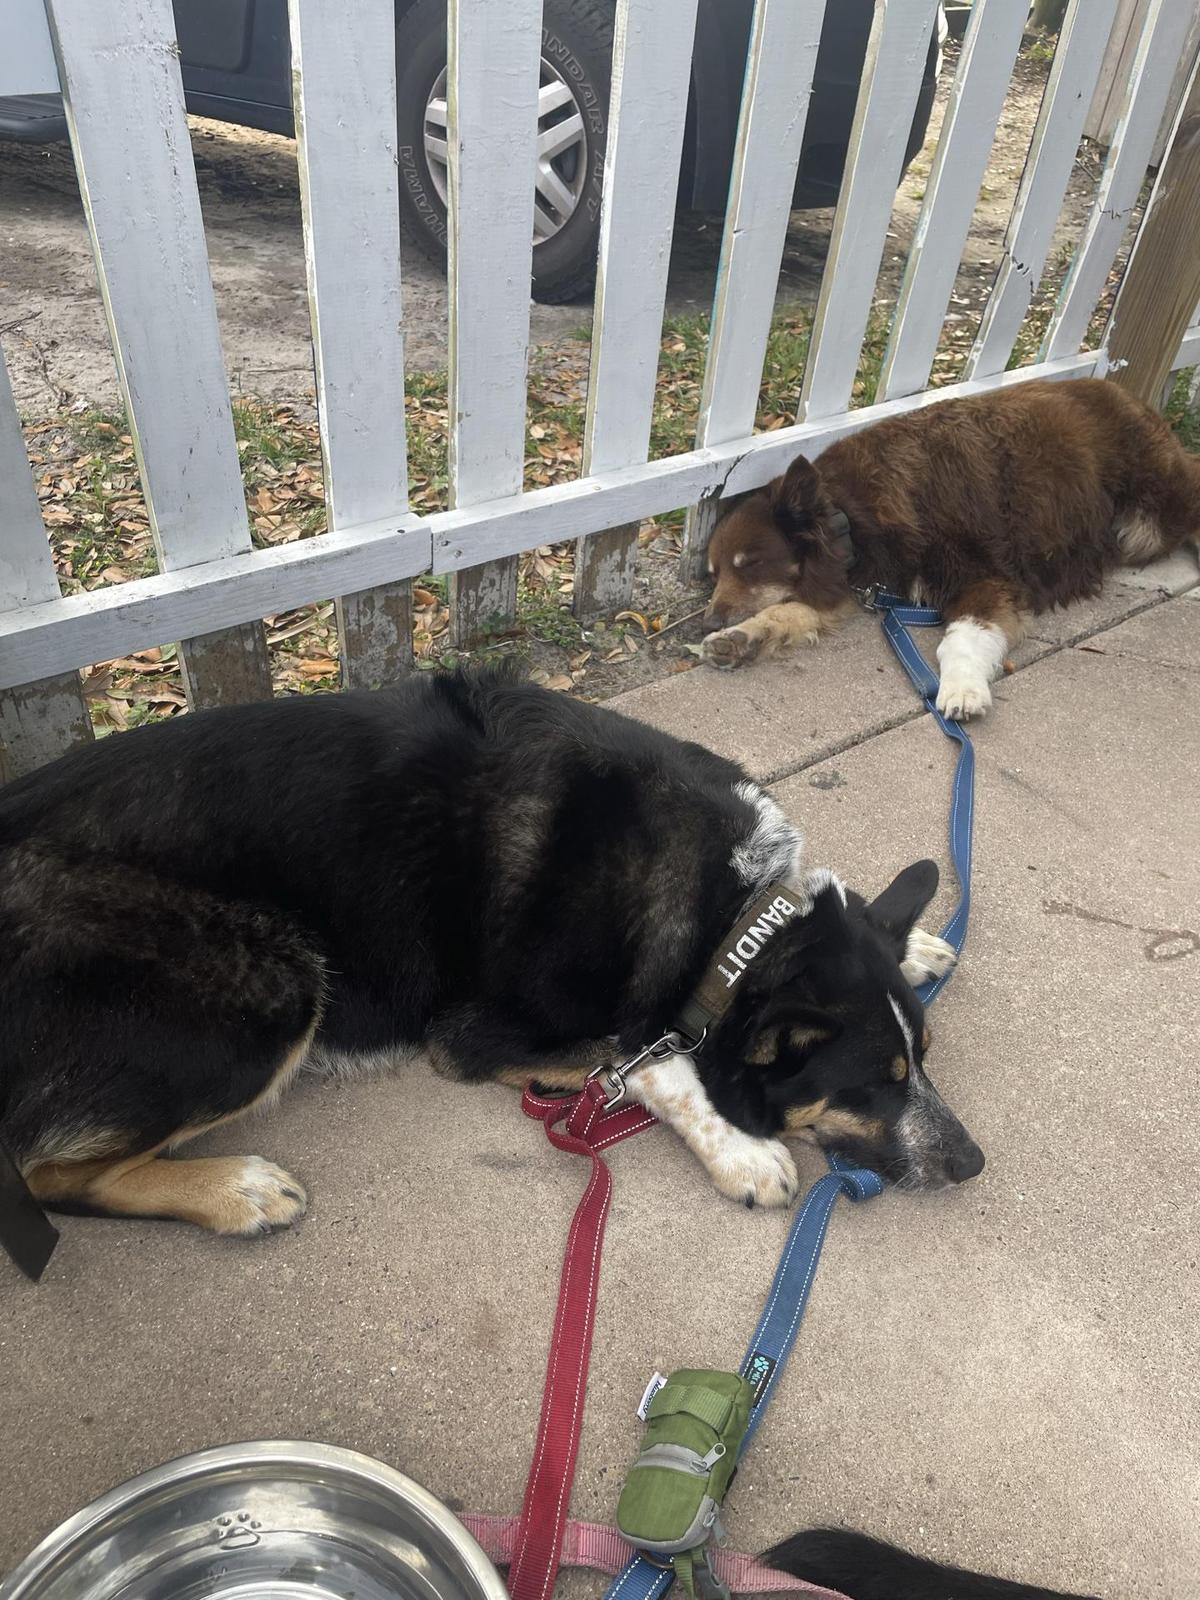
701;378;1200;717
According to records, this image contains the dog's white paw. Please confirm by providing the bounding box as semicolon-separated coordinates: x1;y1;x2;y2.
935;671;992;721
703;1131;798;1209
213;1156;308;1236
902;926;957;987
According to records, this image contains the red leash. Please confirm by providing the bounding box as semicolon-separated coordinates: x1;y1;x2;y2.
508;1079;657;1600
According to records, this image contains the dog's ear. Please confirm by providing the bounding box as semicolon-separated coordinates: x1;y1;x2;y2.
864;860;939;952
770;454;825;536
743;1004;837;1069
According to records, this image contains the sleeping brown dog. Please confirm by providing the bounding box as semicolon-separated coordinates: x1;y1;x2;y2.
700;378;1200;718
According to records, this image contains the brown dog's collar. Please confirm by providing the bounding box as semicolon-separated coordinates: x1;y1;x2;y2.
826;507;854;565
673;882;809;1043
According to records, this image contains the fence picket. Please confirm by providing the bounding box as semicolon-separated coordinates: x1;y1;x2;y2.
290;0;412;688
44;0;272;708
679;0;828;581
0;350;92;779
1042;0;1200;363
572;0;701;618
877;0;1029;401
798;0;942;422
446;0;541;647
965;0;1123;379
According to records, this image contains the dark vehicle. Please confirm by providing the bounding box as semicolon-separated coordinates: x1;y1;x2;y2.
0;0;944;303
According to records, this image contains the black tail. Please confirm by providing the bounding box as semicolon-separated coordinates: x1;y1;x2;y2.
762;1528;1100;1600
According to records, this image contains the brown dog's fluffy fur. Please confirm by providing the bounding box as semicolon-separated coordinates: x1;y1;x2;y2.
701;378;1200;716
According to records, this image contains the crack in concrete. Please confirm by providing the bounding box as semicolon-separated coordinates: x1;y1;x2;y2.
760;584;1198;792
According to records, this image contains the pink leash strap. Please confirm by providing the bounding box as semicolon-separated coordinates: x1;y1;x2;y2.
462;1514;850;1600
507;1080;657;1600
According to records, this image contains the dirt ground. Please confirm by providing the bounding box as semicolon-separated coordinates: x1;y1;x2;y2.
1;47;1110;417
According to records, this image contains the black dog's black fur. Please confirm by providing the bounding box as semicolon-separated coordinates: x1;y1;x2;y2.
765;1528;1098;1600
1;665;979;1231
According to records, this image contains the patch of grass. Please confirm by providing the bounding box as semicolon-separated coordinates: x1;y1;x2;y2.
517;582;585;650
231;400;299;470
1166;369;1200;452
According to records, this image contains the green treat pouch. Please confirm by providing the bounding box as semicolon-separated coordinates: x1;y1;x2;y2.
615;1368;753;1587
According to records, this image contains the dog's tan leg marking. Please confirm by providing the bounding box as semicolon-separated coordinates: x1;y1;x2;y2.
25;1029;315;1235
701;601;849;670
493;1064;590;1091
628;1054;798;1207
30;1150;308;1236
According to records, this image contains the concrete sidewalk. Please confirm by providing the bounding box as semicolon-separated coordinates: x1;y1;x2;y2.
3;557;1198;1598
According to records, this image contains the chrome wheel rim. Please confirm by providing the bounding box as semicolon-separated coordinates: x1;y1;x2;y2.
423;56;590;244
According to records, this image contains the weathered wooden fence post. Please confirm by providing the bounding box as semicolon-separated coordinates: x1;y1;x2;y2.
1106;55;1200;405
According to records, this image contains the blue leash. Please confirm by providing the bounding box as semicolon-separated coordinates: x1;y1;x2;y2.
872;593;975;1004
601;599;973;1600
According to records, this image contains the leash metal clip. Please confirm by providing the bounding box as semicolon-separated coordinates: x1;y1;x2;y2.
587;1027;707;1109
851;580;882;611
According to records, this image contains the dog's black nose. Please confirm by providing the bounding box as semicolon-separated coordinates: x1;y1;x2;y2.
946;1139;985;1183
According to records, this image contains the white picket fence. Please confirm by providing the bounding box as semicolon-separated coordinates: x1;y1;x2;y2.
2;0;1199;778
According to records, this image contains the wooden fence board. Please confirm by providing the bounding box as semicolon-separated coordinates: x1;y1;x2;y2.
445;0;542;646
290;0;413;688
45;0;273;706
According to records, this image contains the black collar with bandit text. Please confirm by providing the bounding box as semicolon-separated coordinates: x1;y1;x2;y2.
673;882;808;1042
588;882;809;1106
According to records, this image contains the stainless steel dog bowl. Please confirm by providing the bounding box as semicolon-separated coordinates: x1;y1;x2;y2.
0;1441;509;1600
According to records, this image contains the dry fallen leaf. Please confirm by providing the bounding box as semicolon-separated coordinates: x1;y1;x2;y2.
615;610;650;634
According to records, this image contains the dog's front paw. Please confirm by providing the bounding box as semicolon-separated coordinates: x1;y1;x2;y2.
936;672;992;721
902;926;957;987
701;627;762;671
211;1156;308;1236
703;1131;798;1209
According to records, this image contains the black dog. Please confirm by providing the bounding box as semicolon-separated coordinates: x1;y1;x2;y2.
0;666;980;1235
766;1527;1098;1599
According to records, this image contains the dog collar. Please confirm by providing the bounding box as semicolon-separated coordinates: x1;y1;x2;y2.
826;507;854;565
825;507;883;608
588;882;809;1107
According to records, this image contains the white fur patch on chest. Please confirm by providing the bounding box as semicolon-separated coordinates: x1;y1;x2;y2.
1115;511;1166;564
730;780;803;888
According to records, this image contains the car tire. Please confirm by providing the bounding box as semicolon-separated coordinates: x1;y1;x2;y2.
395;0;613;305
